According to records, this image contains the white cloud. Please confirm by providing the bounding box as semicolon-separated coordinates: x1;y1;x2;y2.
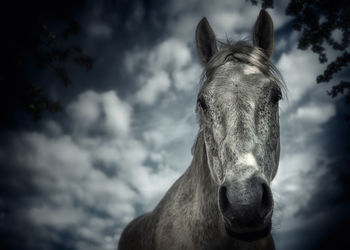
126;38;192;74
173;63;201;91
102;91;132;135
277;46;325;109
166;0;291;43
142;114;193;148
126;38;198;105
68;90;132;135
0;90;190;250
151;39;191;70
28;206;85;229
290;102;336;125
67;91;100;131
135;70;171;105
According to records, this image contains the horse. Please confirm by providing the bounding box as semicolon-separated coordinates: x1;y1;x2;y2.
118;9;285;250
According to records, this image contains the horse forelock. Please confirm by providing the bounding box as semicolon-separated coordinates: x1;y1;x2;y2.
200;40;287;98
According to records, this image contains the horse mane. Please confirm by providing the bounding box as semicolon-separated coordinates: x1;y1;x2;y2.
200;40;287;98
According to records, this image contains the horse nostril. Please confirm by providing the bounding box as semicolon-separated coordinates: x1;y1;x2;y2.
219;186;229;213
218;178;273;227
260;183;273;218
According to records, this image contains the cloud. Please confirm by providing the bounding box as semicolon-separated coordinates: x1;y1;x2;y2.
0;90;186;250
125;38;191;74
269;75;343;250
164;0;291;44
277;46;325;108
290;102;336;125
124;1;145;31
275;38;288;53
173;63;201;91
135;70;171;105
87;22;112;39
271;104;349;250
331;29;342;44
67;91;132;135
152;39;192;70
142;113;194;149
126;38;199;105
266;25;345;249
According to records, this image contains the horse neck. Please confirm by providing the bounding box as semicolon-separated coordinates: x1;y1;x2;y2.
184;131;218;209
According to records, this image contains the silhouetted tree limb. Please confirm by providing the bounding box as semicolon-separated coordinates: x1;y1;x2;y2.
287;0;350;119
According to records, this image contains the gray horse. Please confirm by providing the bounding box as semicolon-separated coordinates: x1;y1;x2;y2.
119;9;285;250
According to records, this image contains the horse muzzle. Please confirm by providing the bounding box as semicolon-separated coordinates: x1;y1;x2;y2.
218;174;273;242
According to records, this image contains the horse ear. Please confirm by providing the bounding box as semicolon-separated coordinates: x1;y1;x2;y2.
253;9;274;59
196;17;218;66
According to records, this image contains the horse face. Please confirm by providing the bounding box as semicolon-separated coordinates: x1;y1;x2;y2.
196;10;281;241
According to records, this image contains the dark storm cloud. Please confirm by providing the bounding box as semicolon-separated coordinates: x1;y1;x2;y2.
43;0;171;106
294;99;350;249
0;134;90;250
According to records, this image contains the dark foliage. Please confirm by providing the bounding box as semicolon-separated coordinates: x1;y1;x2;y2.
0;0;94;129
286;0;350;119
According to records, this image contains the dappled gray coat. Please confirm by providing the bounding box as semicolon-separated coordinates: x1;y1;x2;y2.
119;9;284;250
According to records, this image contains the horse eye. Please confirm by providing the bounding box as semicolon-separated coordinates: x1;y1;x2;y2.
197;97;208;111
271;89;282;104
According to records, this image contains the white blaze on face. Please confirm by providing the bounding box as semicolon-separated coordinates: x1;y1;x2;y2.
237;152;259;168
225;153;260;183
243;65;261;75
228;153;260;182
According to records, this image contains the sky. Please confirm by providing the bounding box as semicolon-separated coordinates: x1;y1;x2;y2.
0;0;349;250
